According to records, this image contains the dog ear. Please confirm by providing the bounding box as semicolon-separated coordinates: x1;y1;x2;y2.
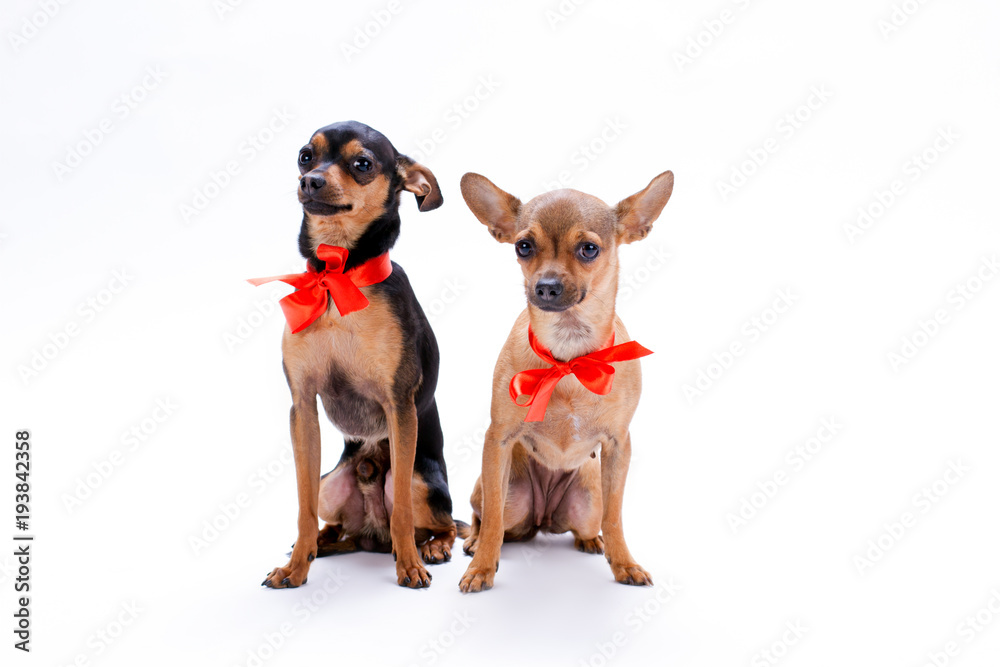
397;156;443;212
460;172;521;243
615;170;674;244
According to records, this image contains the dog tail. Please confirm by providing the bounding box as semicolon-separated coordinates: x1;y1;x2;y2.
454;519;471;539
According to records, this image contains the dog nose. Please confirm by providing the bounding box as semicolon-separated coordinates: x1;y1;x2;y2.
302;173;326;193
534;278;564;302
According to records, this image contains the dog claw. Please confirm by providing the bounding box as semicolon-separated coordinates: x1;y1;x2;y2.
611;562;653;587
575;535;605;555
397;558;432;588
262;561;310;589
459;562;496;593
420;537;454;565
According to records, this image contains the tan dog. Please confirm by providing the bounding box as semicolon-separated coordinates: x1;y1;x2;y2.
457;170;674;592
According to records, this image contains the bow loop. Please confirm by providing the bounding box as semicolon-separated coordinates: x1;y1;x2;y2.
316;244;348;271
569;358;617;395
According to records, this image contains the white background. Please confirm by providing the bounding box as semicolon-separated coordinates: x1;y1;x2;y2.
2;0;999;665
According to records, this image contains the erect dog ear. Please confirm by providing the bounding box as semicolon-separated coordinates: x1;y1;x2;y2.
615;170;674;244
459;172;521;243
396;155;443;212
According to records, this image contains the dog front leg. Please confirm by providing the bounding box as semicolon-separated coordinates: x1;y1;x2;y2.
263;399;321;588
459;425;511;593
386;400;430;588
600;432;652;586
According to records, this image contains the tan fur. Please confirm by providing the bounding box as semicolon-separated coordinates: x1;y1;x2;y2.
457;171;673;592
282;289;402;412
311;132;328;154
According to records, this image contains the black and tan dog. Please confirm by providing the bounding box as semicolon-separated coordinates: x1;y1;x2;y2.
256;121;465;589
457;170;674;592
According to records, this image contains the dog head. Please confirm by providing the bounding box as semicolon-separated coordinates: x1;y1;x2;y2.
460;171;673;314
297;121;442;255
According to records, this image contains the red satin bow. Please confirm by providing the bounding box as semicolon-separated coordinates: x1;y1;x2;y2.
247;245;392;334
509;326;653;422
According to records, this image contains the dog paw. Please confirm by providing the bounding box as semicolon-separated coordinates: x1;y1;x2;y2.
420;538;452;564
458;560;497;593
575;535;605;555
261;561;310;589
610;561;653;586
462;534;479;556
396;553;432;588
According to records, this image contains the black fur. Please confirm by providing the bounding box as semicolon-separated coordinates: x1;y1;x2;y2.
300;121;454;526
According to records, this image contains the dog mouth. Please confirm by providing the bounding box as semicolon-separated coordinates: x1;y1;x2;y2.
302;199;353;216
533;301;572;313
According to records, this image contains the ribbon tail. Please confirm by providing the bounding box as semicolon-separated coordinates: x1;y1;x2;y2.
510;368;547;403
247;272;314;289
523;372;565;422
279;286;326;334
327;277;369;317
589;340;654;363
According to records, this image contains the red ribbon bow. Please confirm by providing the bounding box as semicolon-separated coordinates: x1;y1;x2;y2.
509;326;653;422
247;245;392;334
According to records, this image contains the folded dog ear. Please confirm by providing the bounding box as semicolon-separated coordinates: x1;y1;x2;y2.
615;170;674;244
397;156;443;212
460;172;521;243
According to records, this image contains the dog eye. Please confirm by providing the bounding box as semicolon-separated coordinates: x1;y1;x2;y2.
579;243;600;260
353;158;372;172
515;240;534;258
298;149;312;166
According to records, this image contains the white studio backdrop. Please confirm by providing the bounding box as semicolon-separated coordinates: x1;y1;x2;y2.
2;1;999;665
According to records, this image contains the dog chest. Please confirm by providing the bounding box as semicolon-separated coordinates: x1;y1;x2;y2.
282;297;403;440
521;406;605;470
318;363;389;440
